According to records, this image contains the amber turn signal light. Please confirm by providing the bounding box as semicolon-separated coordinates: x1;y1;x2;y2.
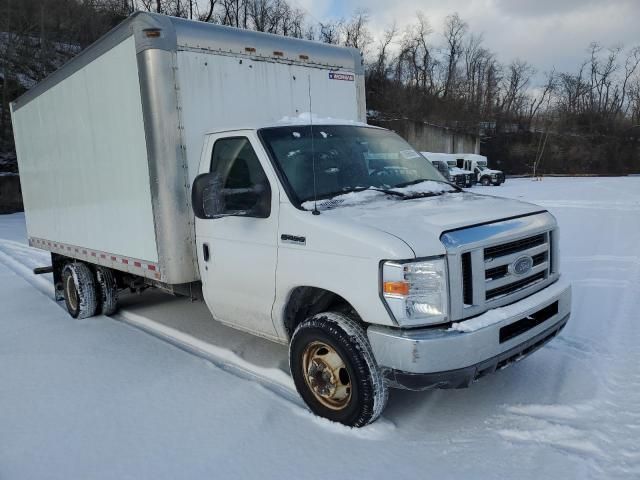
383;281;409;296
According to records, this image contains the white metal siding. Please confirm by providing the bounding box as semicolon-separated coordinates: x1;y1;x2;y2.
175;51;359;180
12;36;158;262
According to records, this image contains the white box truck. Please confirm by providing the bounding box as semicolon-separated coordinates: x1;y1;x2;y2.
11;12;571;427
459;153;505;186
422;152;474;187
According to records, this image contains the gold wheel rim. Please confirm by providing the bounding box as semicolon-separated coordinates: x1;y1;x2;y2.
65;275;78;311
302;341;352;410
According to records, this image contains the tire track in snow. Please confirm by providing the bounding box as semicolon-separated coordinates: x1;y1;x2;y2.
491;249;640;478
0;238;396;435
0;240;54;298
0;240;304;410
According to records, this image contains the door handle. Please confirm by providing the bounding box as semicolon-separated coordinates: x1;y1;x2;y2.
203;243;210;262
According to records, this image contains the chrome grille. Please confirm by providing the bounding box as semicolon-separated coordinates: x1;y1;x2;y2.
484;234;545;259
462;231;551;306
441;213;559;321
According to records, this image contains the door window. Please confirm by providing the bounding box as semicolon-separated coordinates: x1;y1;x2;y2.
209;137;271;217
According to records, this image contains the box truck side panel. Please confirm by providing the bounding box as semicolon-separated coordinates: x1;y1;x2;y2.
12;36;159;263
176;51;360;181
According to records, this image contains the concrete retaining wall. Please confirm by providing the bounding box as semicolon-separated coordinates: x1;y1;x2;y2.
0;175;23;213
369;118;479;154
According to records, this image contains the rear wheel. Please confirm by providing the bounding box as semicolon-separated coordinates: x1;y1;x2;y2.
289;312;388;427
95;266;118;316
62;263;97;319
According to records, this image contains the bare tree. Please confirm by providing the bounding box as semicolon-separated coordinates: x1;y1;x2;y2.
442;12;467;98
342;9;371;54
318;20;342;44
526;69;556;127
499;59;534;118
370;22;397;81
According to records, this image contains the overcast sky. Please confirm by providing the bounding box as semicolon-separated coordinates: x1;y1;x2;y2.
294;0;640;85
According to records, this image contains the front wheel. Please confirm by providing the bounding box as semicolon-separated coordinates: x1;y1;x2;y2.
481;176;491;186
289;312;388;427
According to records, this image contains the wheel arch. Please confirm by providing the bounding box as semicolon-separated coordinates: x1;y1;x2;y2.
282;286;362;340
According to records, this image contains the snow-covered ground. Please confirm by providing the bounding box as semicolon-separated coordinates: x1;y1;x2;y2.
1;177;639;479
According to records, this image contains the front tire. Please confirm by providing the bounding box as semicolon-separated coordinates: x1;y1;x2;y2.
62;263;98;319
481;176;491;186
289;312;388;427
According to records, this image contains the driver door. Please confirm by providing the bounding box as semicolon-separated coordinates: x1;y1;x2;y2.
194;132;279;338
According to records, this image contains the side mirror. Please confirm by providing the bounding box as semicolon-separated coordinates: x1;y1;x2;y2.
192;172;223;219
191;173;271;219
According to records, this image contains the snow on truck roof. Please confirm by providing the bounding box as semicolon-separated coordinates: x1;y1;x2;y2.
421;152;458;161
12;11;363;111
422;152;487;163
462;154;488;161
204;113;373;134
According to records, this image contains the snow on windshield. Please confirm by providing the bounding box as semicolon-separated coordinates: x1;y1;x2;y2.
302;181;455;211
391;180;454;195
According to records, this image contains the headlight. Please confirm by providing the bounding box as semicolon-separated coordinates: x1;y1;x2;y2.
381;258;448;326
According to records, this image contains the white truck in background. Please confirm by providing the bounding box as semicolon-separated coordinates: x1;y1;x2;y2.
422;152;474;188
11;12;571;427
459;154;505;186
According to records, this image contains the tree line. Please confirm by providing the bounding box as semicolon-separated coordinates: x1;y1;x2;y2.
1;0;639;174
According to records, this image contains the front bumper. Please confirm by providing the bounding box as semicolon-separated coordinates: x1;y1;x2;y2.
367;280;571;390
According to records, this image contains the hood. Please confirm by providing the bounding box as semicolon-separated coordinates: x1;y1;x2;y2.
314;192;546;257
480;168;503;175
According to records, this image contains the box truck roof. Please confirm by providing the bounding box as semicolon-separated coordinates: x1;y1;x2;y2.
11;11;364;112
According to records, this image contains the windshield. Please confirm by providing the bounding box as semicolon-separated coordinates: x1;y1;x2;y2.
259;125;449;204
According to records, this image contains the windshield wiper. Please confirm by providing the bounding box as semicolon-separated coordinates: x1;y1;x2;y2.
401;191;447;200
394;178;459;189
364;187;409;198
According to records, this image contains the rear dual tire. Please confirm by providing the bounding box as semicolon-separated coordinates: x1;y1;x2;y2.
62;263;98;319
95;266;118;316
62;263;118;318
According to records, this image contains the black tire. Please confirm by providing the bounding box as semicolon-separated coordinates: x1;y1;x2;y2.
62;263;98;319
481;176;491;186
95;266;118;316
289;312;388;427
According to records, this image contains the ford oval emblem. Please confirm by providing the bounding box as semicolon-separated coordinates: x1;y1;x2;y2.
509;255;534;276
